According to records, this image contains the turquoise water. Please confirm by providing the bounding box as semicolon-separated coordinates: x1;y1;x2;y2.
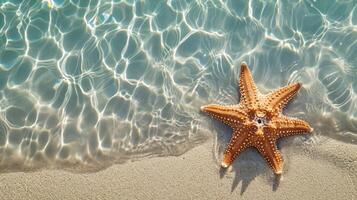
0;0;356;171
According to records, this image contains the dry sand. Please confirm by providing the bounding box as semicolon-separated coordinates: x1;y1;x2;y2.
0;137;356;200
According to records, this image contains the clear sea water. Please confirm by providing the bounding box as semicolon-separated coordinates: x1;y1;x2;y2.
0;0;356;171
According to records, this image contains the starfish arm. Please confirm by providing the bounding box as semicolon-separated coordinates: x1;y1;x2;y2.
266;83;301;112
268;117;313;139
239;63;259;108
255;139;283;174
201;104;248;127
221;129;251;168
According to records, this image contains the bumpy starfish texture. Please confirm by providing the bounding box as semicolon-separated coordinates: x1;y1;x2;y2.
201;63;313;174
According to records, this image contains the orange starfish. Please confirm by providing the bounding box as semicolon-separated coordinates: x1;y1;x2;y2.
201;63;313;174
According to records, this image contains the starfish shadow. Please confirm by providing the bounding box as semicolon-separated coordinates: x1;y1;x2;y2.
272;173;281;191
225;150;282;194
230;150;266;194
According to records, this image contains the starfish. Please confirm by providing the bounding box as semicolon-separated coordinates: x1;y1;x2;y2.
201;63;313;174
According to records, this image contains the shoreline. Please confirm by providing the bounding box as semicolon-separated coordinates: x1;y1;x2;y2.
0;137;355;200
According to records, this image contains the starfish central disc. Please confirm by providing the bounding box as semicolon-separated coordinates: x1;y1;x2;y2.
254;115;268;127
201;62;313;174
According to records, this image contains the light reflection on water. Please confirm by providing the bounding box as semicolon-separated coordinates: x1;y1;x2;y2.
0;0;356;171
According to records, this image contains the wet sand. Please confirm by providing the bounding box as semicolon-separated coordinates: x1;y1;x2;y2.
0;137;355;200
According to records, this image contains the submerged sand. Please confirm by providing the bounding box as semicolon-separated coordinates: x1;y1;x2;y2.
0;137;355;200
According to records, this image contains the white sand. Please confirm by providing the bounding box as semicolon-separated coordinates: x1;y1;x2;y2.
0;137;356;200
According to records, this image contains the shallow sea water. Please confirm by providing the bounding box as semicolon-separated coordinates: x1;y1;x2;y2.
0;0;356;171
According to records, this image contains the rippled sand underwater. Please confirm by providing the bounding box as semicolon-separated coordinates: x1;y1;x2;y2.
0;0;356;171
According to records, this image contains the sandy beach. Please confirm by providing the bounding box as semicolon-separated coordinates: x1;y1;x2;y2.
0;136;355;200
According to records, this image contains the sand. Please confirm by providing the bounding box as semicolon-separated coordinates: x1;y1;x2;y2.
0;137;356;200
